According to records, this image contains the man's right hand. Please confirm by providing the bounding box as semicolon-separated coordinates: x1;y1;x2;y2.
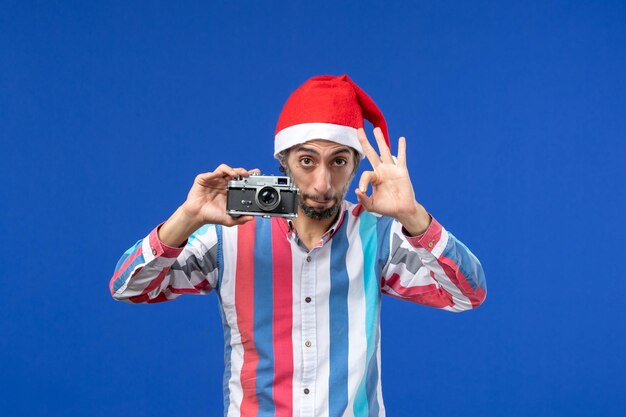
158;164;260;248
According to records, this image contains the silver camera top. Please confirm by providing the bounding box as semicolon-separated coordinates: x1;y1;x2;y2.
228;174;295;189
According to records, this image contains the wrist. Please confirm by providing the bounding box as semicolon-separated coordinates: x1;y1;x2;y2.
177;204;205;231
158;206;204;247
397;202;431;237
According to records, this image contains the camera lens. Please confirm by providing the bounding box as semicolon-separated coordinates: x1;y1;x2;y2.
256;186;281;211
260;189;276;204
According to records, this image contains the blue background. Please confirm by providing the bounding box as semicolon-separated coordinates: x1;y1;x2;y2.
1;1;625;416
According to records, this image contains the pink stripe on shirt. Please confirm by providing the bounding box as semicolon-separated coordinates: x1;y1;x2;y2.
271;218;294;416
235;220;259;416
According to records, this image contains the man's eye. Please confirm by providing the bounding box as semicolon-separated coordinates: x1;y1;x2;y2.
334;158;347;166
300;157;313;166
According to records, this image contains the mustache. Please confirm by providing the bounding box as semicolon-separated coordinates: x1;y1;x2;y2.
301;193;339;202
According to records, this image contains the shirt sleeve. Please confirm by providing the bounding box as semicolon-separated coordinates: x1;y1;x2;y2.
380;216;487;312
109;222;221;304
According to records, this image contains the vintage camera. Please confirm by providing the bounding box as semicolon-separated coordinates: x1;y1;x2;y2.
227;174;299;218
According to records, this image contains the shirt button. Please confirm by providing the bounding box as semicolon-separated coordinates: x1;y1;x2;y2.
305;340;311;347
306;256;312;262
304;388;310;395
305;297;311;303
428;241;434;248
151;247;157;256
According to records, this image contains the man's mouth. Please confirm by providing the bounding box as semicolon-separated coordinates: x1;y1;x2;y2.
299;194;342;220
306;197;335;208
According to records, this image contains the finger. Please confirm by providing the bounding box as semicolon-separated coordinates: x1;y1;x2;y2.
373;127;394;164
357;128;381;168
232;167;251;177
397;136;406;166
214;164;237;178
224;213;254;226
355;188;373;211
229;167;261;178
195;170;229;185
232;215;255;225
358;170;377;193
196;165;240;188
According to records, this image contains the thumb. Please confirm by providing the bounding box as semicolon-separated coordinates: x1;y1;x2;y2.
229;215;255;226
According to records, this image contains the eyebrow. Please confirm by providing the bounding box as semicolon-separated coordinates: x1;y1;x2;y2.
295;146;352;157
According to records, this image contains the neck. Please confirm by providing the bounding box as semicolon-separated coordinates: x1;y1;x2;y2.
291;205;340;249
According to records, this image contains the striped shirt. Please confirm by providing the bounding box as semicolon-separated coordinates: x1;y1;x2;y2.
110;200;487;417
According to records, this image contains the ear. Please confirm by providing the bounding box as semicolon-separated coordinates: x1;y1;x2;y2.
277;150;290;168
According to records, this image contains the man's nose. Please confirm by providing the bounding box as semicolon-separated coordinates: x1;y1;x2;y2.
313;165;332;195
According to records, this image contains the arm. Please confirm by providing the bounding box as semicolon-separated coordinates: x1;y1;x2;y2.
354;128;486;311
380;216;486;312
109;164;258;303
109;221;221;304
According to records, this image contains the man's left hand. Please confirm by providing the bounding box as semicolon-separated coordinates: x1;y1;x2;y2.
355;127;431;236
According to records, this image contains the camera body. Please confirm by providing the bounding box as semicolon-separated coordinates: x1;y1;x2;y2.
227;174;299;219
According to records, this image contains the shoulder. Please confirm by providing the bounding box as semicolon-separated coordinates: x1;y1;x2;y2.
340;200;396;230
189;223;221;244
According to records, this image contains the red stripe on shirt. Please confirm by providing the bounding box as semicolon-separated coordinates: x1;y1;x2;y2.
271;218;294;416
384;273;453;308
235;219;259;416
168;280;211;294
437;255;486;308
145;292;170;303
148;225;186;259
352;203;365;217
127;267;170;303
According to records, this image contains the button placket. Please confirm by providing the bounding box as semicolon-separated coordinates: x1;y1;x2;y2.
300;251;317;416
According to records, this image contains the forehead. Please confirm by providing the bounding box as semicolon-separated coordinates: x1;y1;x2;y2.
291;139;353;155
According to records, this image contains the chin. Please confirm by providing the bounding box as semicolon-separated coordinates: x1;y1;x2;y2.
300;202;341;220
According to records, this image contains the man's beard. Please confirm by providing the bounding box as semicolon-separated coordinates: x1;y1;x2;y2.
300;196;342;220
284;167;355;221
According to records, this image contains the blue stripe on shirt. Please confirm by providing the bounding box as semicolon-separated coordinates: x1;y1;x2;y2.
329;211;350;416
188;224;210;244
113;240;144;292
254;218;276;416
354;212;380;417
375;216;393;279
213;226;233;417
443;232;487;291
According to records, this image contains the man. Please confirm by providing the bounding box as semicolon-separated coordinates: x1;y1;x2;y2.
110;74;487;417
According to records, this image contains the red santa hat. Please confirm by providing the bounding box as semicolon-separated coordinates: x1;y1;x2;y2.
274;74;389;158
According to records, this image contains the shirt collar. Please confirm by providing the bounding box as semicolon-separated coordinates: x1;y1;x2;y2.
286;200;347;246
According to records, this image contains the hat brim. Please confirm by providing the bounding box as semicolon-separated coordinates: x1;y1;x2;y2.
274;122;364;159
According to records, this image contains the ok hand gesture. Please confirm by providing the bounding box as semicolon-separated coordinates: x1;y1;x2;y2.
354;128;431;236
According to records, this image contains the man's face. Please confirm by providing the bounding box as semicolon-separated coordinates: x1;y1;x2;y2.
282;140;358;220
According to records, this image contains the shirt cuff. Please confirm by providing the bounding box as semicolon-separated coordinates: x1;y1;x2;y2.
402;215;444;252
147;222;187;259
